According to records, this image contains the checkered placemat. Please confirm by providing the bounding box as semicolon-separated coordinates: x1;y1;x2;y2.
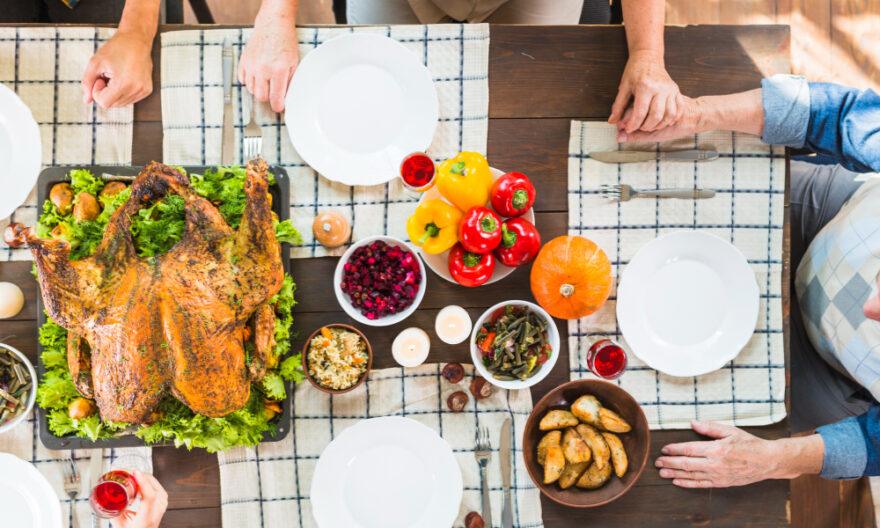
160;24;490;258
218;363;542;528
567;121;786;430
0;27;134;261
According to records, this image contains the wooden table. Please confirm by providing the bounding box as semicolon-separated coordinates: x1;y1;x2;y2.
0;24;792;527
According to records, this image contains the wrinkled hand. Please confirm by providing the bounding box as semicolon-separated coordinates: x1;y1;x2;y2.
81;31;153;109
239;18;299;113
616;94;702;143
609;50;683;134
115;471;168;528
655;421;782;488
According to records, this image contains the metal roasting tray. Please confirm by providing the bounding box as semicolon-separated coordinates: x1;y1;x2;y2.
34;165;292;450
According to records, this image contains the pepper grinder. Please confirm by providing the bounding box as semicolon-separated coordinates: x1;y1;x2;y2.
312;211;351;249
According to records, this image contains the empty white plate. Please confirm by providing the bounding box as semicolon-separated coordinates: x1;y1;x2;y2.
0;453;63;528
285;33;438;186
311;416;462;528
0;83;41;222
616;231;759;377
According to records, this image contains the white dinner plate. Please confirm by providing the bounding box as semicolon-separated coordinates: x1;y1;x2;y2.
311;416;462;528
0;82;41;221
285;33;438;186
616;231;759;377
418;167;536;285
0;453;63;528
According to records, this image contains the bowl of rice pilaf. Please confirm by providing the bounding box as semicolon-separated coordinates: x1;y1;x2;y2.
303;324;372;394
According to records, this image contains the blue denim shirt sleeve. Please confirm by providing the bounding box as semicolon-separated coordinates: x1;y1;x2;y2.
761;74;880;172
816;417;869;479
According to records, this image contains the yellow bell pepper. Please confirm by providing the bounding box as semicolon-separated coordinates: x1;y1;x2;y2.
436;152;493;212
406;199;463;254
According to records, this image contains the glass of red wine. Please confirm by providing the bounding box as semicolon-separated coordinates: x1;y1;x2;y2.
586;338;628;380
399;152;436;194
89;454;151;519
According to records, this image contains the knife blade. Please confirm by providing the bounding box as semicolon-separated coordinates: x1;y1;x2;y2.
500;417;513;528
221;36;234;165
588;149;719;163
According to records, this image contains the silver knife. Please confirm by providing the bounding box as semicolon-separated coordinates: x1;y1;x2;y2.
500;417;513;528
221;37;234;165
589;149;719;163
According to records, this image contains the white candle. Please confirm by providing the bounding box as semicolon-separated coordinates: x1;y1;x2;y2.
434;305;472;345
392;327;430;368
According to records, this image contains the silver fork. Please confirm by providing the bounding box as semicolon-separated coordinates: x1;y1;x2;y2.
600;184;716;202
243;94;263;161
474;427;493;528
62;454;82;528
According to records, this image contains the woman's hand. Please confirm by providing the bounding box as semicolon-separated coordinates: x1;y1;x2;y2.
609;50;683;134
616;95;702;143
81;31;153;109
115;471;168;528
239;6;299;113
656;421;824;488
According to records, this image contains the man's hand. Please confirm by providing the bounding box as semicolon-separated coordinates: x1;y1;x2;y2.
656;421;824;488
82;31;153;109
239;4;299;114
616;94;702;143
115;471;168;528
609;50;683;134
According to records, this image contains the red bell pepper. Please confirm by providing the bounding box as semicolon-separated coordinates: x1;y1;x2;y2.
459;206;502;254
448;243;496;287
494;217;541;267
490;172;536;217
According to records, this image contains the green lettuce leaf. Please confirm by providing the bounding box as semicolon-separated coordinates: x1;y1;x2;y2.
260;372;286;401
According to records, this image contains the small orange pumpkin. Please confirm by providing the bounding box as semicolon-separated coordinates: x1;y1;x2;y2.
530;236;612;320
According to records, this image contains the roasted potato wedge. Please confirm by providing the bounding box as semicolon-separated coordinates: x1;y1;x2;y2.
602;432;628;478
561;427;592;464
576;458;612;489
576;423;610;470
599;407;632;433
539;410;579;431
543;444;565;484
570;395;602;426
537;430;562;466
558;461;590;489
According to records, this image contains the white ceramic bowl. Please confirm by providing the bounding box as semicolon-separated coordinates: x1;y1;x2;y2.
334;236;427;327
470;300;560;390
0;343;37;435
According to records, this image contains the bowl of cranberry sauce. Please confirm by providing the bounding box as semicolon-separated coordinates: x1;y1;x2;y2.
334;236;427;327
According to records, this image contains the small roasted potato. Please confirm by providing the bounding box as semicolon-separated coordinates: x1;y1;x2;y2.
571;395;602;426
50;223;68;239
539;410;579;431
599;407;632;433
558;461;590;489
543;444;565;484
537;430;562;466
561;427;592;464
576;458;612;489
73;192;100;222
99;181;128;199
576;423;610;470
602;432;628;478
68;397;96;419
50;182;74;215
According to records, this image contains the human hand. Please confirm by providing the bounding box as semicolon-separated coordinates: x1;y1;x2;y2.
609;50;683;134
239;15;299;113
616;94;702;143
115;471;168;528
81;31;153;109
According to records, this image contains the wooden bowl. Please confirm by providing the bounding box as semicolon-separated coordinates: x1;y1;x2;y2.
523;379;650;508
302;324;372;394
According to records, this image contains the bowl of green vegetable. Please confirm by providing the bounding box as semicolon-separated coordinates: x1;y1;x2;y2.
471;301;560;390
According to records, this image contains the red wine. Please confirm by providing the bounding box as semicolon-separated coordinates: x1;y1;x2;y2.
90;470;137;518
400;152;435;191
587;339;628;379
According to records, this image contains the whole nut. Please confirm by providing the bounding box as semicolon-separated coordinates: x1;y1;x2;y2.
470;377;492;400
442;362;464;384
3;222;26;247
465;512;485;528
446;391;469;412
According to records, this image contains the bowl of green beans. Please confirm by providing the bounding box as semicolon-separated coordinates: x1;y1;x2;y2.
0;343;36;434
471;300;560;390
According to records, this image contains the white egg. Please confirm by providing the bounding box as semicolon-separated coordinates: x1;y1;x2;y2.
0;282;24;319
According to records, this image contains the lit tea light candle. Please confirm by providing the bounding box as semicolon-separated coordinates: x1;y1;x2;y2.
434;305;472;345
392;327;430;368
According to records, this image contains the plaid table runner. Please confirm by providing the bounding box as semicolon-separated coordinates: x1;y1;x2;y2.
0;27;133;261
160;24;490;258
567;121;786;429
218;363;542;528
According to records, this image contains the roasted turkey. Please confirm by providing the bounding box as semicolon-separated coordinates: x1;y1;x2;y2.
20;160;283;423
